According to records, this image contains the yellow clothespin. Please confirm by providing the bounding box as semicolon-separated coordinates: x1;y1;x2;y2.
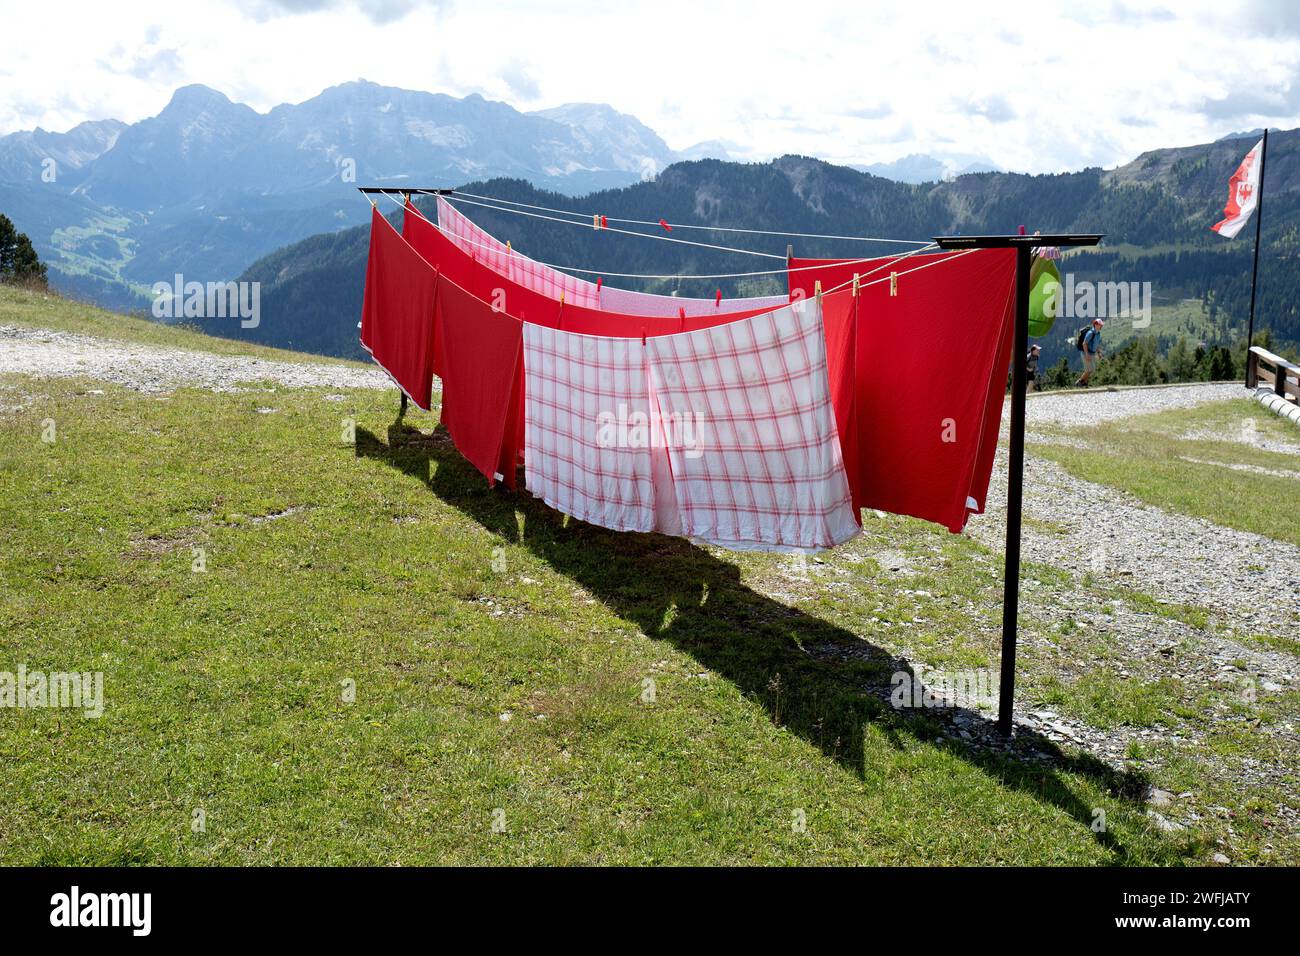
889;272;898;297
814;279;823;307
506;240;512;254
593;213;600;230
560;291;565;306
852;273;860;297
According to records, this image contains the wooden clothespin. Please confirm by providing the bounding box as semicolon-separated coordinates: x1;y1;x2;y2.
889;272;898;297
506;240;512;255
560;291;565;306
814;279;823;306
593;213;601;230
852;273;860;297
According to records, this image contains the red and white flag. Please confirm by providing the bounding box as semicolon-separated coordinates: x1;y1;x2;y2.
1210;138;1264;239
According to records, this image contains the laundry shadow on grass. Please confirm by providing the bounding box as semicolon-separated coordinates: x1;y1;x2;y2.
357;420;1164;862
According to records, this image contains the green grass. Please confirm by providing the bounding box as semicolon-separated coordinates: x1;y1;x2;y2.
0;284;368;366
1;371;1202;866
1034;399;1300;546
1037;672;1183;730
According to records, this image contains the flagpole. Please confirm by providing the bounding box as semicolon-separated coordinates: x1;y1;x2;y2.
1245;128;1268;370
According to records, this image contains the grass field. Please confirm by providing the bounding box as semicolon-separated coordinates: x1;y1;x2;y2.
2;289;1295;865
0;372;1201;865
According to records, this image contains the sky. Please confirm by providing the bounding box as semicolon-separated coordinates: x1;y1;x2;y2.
2;0;1299;173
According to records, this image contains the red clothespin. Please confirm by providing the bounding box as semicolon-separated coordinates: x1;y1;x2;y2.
601;215;608;229
659;218;672;232
596;277;603;292
641;327;647;346
1018;224;1026;236
715;289;722;307
889;272;898;296
679;306;686;320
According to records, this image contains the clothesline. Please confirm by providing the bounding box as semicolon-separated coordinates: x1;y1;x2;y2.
444;194;788;260
381;190;946;284
450;189;935;246
369;185;927;265
361;202;1020;544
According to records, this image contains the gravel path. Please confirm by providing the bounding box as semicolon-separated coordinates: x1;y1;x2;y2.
0;326;394;393
1024;382;1245;425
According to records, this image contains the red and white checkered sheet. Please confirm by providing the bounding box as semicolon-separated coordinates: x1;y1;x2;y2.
522;324;658;533
522;298;859;553
438;197;601;308
438;196;787;318
645;297;859;552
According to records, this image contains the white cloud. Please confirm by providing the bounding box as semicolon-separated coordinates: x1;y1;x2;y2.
2;0;1298;172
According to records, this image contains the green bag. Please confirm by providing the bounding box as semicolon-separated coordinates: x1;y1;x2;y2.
1028;257;1061;337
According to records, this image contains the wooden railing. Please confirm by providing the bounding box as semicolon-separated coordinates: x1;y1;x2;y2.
1246;346;1300;404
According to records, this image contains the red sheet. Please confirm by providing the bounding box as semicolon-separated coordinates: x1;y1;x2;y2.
789;250;1017;532
360;207;439;411
433;275;524;489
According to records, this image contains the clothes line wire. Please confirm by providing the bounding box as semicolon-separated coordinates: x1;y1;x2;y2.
451;189;934;246
443;194;787;260
386;190;944;282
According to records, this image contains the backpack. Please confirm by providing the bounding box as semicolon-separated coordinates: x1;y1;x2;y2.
1075;325;1091;351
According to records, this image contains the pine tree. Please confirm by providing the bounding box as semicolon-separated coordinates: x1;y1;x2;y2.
0;214;47;288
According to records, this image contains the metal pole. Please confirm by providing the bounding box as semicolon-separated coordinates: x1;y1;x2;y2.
998;244;1032;736
1245;128;1268;378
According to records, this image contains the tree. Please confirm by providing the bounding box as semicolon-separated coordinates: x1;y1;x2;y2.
1043;357;1073;390
1202;346;1236;381
0;214;48;288
1164;337;1199;382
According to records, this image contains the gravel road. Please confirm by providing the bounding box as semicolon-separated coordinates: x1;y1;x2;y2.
0;326;395;393
1022;382;1246;425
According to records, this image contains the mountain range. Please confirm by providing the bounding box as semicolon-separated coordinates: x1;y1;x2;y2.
853;153;1001;183
0;81;734;309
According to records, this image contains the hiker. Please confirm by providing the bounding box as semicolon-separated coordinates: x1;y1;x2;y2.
1075;318;1104;386
1026;344;1042;392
